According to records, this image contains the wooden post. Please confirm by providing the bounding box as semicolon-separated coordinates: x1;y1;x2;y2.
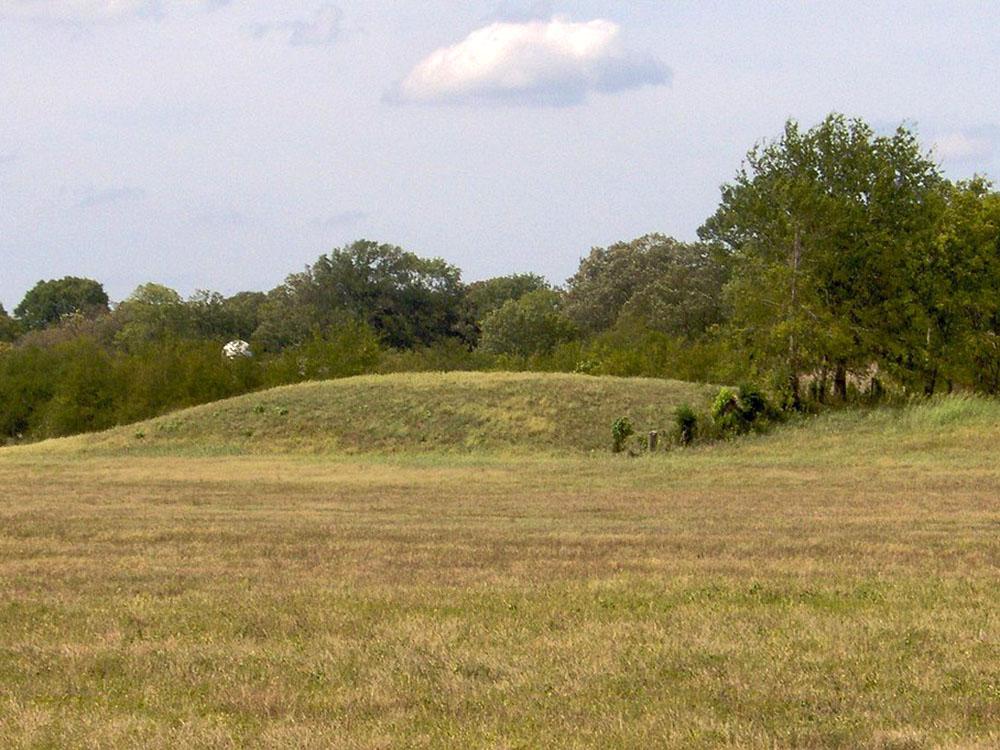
647;430;658;453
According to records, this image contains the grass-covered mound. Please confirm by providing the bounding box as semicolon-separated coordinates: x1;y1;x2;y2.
63;371;718;455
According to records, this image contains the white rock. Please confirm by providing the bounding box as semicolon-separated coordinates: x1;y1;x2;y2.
222;340;253;359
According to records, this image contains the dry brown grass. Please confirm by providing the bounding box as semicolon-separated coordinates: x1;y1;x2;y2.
0;393;997;748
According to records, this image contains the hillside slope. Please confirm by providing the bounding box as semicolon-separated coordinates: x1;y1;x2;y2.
51;371;718;455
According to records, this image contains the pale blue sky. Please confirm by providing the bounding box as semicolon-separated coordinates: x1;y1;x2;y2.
1;1;998;308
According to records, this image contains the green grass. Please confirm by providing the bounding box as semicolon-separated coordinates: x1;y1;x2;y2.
0;374;997;748
44;371;718;455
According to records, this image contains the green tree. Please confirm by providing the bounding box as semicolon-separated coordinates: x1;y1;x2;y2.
0;304;21;342
465;273;550;320
38;337;121;437
266;320;381;384
564;234;727;338
459;273;551;344
113;283;193;351
14;277;110;330
928;180;1000;393
700;114;944;403
479;288;578;358
254;240;465;350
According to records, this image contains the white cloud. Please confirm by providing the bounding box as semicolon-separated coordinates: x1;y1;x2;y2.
0;0;228;23
391;16;670;106
933;131;994;164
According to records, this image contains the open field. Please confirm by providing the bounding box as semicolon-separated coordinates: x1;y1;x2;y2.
0;375;997;748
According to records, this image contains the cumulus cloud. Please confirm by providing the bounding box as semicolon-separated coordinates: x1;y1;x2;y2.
0;0;228;23
390;16;670;106
933;130;995;164
249;4;344;47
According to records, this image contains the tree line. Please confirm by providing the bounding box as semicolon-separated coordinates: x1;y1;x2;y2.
2;113;999;442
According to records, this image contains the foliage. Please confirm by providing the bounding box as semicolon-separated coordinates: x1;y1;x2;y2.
459;273;551;344
711;387;742;432
564;234;728;338
266;321;381;384
611;416;634;453
14;276;110;330
700;114;945;403
113;283;192;351
6;113;1000;444
187;289;267;341
254;240;465;351
479;289;578;358
0;304;22;342
378;338;495;373
710;385;778;437
674;404;698;445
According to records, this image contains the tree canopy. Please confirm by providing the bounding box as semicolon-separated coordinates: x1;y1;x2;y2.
14;277;110;331
479;288;578;358
699;114;945;402
564;234;727;339
253;240;465;351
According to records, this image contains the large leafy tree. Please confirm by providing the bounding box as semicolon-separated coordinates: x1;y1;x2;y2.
14;276;110;330
564;234;727;338
112;283;193;351
479;288;577;358
927;179;1000;393
465;273;550;322
699;114;944;402
254;240;465;351
459;273;551;345
185;290;267;341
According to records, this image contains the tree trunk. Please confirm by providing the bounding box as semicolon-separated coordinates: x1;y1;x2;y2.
923;368;938;397
788;227;803;409
834;361;848;401
816;363;829;404
788;371;801;410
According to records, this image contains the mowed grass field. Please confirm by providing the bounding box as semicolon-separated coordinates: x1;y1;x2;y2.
0;374;997;749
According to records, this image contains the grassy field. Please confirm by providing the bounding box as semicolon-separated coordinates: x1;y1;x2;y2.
0;373;997;748
64;371;718;455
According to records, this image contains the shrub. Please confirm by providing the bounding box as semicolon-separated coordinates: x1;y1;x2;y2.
611;416;634;453
737;384;770;423
675;404;698;445
711;384;778;437
711;386;744;433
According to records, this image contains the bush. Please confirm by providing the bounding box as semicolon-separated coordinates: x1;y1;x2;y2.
711;384;778;437
378;338;493;373
675;404;698;445
265;322;380;385
737;384;770;422
711;386;743;432
611;416;634;453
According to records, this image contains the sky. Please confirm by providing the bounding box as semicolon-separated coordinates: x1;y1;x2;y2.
2;1;999;308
